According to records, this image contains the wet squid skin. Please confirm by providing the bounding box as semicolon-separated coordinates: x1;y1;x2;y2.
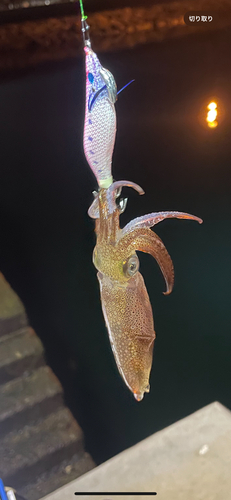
88;185;202;401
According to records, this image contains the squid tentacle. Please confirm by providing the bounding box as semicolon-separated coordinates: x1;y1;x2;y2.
121;211;203;237
108;180;145;197
88;180;144;219
88;196;99;219
117;228;174;295
107;180;144;215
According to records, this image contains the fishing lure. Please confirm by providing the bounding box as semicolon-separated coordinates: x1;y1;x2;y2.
79;1;202;401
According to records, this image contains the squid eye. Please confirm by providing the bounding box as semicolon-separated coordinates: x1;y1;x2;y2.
123;254;139;278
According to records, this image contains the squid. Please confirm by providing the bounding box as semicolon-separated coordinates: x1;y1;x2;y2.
79;2;202;401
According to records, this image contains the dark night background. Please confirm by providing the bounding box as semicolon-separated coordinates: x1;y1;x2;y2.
0;24;231;464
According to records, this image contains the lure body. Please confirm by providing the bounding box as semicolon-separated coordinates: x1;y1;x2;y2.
80;8;202;400
83;46;117;189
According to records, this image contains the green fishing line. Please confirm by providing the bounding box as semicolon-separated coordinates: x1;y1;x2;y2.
79;0;87;20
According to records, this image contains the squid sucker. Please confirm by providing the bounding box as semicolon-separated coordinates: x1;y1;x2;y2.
79;1;203;401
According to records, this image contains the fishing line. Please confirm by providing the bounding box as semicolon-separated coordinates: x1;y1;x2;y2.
79;0;87;20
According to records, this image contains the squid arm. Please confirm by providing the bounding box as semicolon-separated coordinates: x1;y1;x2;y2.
121;210;203;237
117;227;174;295
88;180;144;219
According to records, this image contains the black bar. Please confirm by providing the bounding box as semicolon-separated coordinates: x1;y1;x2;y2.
74;494;157;496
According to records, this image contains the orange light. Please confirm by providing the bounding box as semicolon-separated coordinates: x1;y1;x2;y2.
207;101;217;111
207;121;218;128
206;101;218;127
